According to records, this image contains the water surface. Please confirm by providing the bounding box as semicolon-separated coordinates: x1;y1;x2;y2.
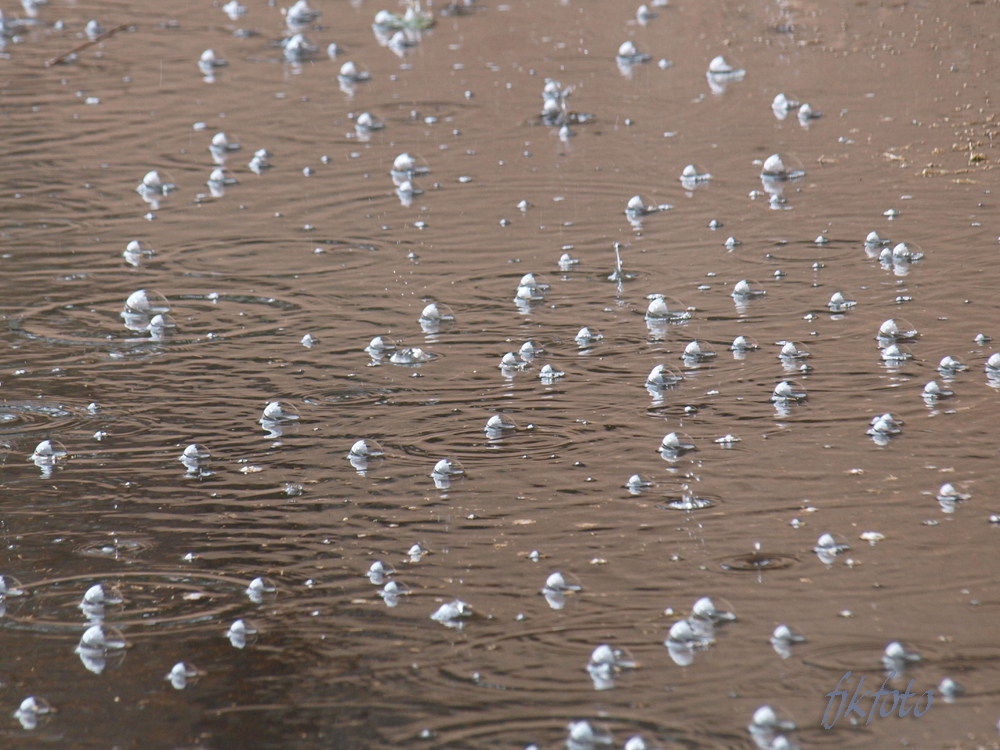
2;0;1000;747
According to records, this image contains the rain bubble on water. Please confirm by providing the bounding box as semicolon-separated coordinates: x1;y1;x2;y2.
616;40;651;77
771;92;800;119
246;576;277;604
166;662;200;690
778;341;809;361
938;677;963;703
586;643;636;690
730;335;759;360
558;252;579;271
645;295;691;323
338;61;371;93
664;617;713;666
515;272;550;304
75;624;127;674
79;583;124;622
430;599;471;629
222;0;245;19
625;474;650;495
418;302;454;333
659;432;696;459
575;327;603;348
380;580;410;608
876;318;918;345
646;364;683;396
431;456;464;489
680;163;712;190
797;102;821;125
771;380;806;405
390;346;433;365
880;343;913;365
937;355;967;377
366;335;397;359
282;33;318;62
121;289;170;331
936;482;970;514
539;364;565;383
922;380;954;404
813;533;850;565
0;575;25;598
542;571;582;610
484;414;517;439
147;313;176;340
248;148;271;173
286;0;320;27
759;153;804;181
682;340;716;366
123;240;154;267
748;705;797;749
732;279;766;306
259;401;300;439
226;618;258;649
367;561;395;585
867;413;902;445
881;640;921;671
198;49;227;77
519;340;542;361
692;596;735;624
828;291;856;312
636;4;656;24
985;352;1000;382
179;443;211;475
566;720;613;750
769;624;805;659
706;55;745;94
13;696;52;730
348;438;385;473
391;151;427;178
30;439;68;477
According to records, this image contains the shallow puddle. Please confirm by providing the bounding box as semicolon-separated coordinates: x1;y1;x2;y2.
1;0;1000;747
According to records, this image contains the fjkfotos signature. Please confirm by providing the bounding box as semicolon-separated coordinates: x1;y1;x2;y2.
823;671;933;728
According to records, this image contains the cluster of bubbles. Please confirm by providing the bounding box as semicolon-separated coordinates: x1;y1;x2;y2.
0;573;279;728
8;0;998;742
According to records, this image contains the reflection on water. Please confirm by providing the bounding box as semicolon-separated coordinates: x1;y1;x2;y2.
1;0;1000;747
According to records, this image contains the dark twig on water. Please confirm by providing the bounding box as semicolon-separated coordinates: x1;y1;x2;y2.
44;24;129;67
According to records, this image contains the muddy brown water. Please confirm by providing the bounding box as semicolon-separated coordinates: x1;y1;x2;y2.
1;0;999;747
